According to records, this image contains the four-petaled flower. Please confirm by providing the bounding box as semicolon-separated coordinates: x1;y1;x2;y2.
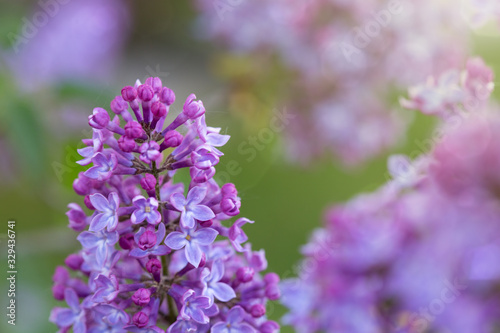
131;196;162;225
130;224;170;258
50;288;86;333
84;152;118;181
164;226;218;267
77;230;119;266
170;186;215;229
179;289;211;324
92;274;120;303
89;192;120;232
211;306;256;333
201;260;236;304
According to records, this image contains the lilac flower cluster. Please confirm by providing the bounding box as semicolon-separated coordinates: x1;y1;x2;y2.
195;0;470;164
281;59;500;332
50;78;280;332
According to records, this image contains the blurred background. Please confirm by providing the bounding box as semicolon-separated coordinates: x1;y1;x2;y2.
0;1;500;332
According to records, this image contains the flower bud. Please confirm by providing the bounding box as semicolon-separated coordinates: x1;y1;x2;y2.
145;77;162;93
160;87;175;105
132;311;149;328
138;84;154;102
151;101;167;118
65;254;83;270
132;288;151;307
250;304;266;318
88;108;110;129
110;96;128;114
121;86;137;102
124;121;144;139
236;267;255;283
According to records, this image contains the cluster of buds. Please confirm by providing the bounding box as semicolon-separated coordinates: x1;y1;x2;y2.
50;77;280;332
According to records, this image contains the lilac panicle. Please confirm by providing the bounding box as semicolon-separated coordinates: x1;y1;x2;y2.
281;59;500;332
51;78;279;332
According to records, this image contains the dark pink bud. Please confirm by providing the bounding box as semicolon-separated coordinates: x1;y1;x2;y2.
140;174;157;192
138;84;154;102
221;183;238;197
236;267;255;283
124;121;144;139
250;304;266;318
260;321;280;333
132;311;149;328
84;195;94;210
118;136;136;153
73;173;93;196
138;230;157;250
199;219;213;228
161;131;183;149
110;96;128;114
52;266;69;283
119;233;135;250
265;284;280;300
183;94;205;119
151;101;167;118
146;258;161;274
132;288;152;307
145;77;162;93
221;197;240;216
121;86;137;102
264;272;280;285
160;87;175;105
88;108;110;129
52;284;65;301
66;203;87;231
65;254;83;270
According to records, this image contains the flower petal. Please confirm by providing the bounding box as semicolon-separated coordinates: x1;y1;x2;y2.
210;282;236;302
170;192;187;211
193;228;218;246
89;213;111;232
89;192;110;212
186;186;207;205
191;205;215;221
164;232;187;250
185;242;202;267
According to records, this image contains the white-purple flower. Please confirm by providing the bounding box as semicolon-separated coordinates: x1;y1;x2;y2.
201;260;236;304
89;192;120;232
77;230;119;266
84;152;117;181
179;289;211;324
164;226;218;267
49;288;86;333
92;274;120;303
131;196;162;225
170;186;215;229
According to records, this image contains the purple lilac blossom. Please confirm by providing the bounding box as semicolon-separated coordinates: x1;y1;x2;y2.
281;59;500;332
194;0;474;165
50;78;279;332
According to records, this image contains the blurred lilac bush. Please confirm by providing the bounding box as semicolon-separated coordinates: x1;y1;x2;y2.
195;0;471;164
4;0;129;91
280;58;500;332
50;78;280;332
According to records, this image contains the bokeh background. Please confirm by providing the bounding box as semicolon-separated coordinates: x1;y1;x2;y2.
1;1;500;332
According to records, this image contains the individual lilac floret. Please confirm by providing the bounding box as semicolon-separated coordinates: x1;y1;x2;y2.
131;196;162;225
84;153;117;181
92;274;120;303
130;224;170;258
170;186;215;229
164;226;218;267
50;288;86;333
201;260;236;304
211;306;256;333
179;289;211;324
52;78;279;332
89;192;120;232
229;218;254;252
